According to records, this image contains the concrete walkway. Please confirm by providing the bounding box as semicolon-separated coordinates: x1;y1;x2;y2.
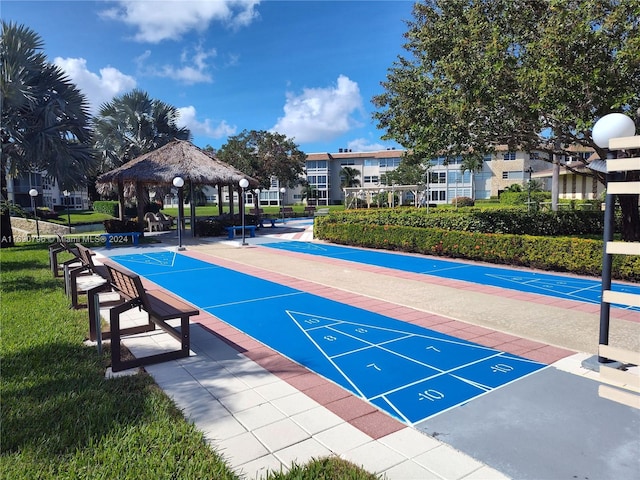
97;222;639;479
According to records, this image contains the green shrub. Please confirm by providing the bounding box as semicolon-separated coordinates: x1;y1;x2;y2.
321;208;605;236
452;196;474;207
314;217;639;282
195;214;259;237
103;219;139;233
93;201;119;217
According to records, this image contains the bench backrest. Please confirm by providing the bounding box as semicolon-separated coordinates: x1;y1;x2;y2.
105;264;146;304
76;244;98;269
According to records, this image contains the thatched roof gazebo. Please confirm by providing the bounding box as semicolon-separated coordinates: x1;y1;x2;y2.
96;140;259;235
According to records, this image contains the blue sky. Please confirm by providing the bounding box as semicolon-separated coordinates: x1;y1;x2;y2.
3;0;414;153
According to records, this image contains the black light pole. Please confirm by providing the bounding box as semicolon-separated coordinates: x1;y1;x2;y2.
591;113;636;364
239;178;249;246
280;187;286;224
29;188;40;238
173;176;185;250
63;190;72;233
525;166;534;212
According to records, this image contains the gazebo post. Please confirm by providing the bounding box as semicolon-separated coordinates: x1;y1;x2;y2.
217;184;223;216
189;179;196;237
228;184;235;217
136;181;145;233
117;179;125;220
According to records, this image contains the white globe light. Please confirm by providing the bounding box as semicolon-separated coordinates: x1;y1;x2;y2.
239;178;249;188
172;176;184;188
280;187;286;193
592;113;636;149
29;188;38;197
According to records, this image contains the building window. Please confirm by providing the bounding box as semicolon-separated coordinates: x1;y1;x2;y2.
364;159;378;167
307;160;327;170
483;154;493;162
363;175;379;184
379;158;401;168
503;152;516;160
340;159;355;166
503;171;523;180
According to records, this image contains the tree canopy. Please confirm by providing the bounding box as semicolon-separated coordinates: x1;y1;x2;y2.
93;89;191;173
1;21;95;189
216;130;306;190
1;21;95;247
372;0;639;162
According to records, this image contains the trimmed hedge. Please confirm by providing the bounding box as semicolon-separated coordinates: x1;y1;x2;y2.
103;219;139;233
324;208;606;236
93;201;119;217
315;217;639;282
195;214;259;237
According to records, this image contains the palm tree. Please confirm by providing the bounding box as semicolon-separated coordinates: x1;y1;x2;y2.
460;154;484;200
340;166;361;188
92;90;191;225
93;89;191;172
1;22;95;247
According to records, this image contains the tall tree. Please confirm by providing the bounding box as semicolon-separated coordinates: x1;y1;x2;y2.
217;130;306;189
93;89;191;172
340;166;361;188
93;90;191;225
1;22;95;247
373;0;639;239
460;154;484;200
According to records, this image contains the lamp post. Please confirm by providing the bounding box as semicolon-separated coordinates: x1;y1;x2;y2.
280;187;286;223
63;190;71;233
591;113;636;364
172;176;185;250
29;188;40;238
239;178;249;246
525;166;534;212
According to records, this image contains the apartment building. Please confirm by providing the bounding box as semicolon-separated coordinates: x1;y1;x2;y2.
5;172;90;212
299;146;558;206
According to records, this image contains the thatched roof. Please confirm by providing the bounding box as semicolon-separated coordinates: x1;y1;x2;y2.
96;140;259;188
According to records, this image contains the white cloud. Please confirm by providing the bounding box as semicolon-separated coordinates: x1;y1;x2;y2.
102;0;261;43
272;75;364;143
136;45;216;84
53;57;136;113
177;106;236;138
346;138;389;152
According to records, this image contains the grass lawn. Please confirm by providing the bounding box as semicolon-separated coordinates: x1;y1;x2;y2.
48;210;115;225
0;244;378;480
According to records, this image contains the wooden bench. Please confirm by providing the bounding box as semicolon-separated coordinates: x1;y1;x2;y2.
304;206;316;216
279;206;295;218
104;263;199;372
65;244;112;311
259;217;277;228
100;232;141;248
225;225;256;239
49;240;82;277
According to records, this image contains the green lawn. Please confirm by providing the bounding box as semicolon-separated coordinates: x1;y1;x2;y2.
0;244;378;480
48;210;115;225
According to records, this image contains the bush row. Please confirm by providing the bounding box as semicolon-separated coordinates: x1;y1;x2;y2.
314;219;639;282
195;214;259;237
325;208;607;236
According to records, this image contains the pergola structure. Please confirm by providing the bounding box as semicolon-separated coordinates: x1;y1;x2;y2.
97;140;259;235
343;184;427;209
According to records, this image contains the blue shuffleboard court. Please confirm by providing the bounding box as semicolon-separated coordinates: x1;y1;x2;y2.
261;241;640;311
111;251;546;424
